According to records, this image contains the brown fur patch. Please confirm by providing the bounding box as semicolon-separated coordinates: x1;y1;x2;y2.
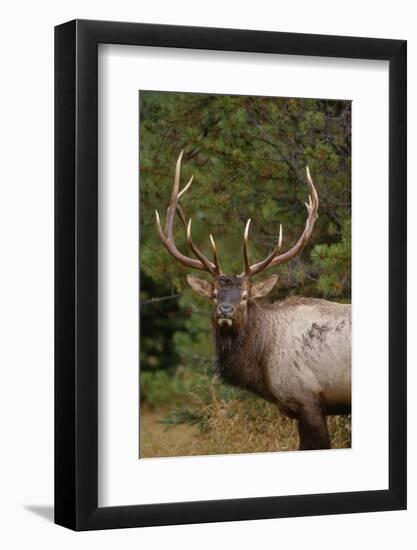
214;302;277;404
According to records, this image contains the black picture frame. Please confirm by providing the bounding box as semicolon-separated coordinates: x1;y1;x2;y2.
55;19;407;531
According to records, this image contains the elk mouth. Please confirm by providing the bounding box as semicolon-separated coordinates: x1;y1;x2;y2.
217;317;233;328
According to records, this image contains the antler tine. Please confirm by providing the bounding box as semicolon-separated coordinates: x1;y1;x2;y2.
176;204;188;228
155;151;219;274
176;176;218;272
245;166;319;277
243;219;252;275
155;209;204;270
186;219;218;273
178;175;193;199
164;150;183;237
178;172;220;273
241;223;283;277
209;234;221;275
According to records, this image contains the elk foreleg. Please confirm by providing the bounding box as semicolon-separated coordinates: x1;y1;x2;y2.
297;400;330;450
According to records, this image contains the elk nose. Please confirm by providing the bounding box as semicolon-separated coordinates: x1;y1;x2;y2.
218;303;234;317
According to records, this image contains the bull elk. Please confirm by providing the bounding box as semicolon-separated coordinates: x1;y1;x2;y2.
155;151;351;450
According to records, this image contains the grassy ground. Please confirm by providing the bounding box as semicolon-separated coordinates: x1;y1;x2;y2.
140;406;200;458
140;368;351;458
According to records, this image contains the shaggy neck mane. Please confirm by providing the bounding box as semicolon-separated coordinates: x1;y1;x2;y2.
213;302;274;401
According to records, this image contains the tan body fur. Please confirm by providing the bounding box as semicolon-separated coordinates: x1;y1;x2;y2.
261;298;351;416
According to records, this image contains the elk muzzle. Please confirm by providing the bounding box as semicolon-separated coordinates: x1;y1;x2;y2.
217;303;235;327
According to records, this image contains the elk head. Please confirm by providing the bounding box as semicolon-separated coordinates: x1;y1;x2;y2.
155;151;319;331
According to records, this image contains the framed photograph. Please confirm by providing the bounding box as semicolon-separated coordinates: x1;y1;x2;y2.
55;19;406;530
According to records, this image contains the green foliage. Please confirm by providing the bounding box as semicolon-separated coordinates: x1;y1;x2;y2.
159;407;202;426
140;271;187;371
140;368;198;407
311;219;351;299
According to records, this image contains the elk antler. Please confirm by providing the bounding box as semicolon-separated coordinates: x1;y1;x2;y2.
155;151;222;275
242;166;319;277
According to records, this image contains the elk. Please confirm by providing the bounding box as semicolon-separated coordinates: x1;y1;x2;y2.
155;151;351;450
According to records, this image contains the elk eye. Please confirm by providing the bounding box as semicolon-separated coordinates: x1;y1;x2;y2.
212;293;217;300
242;293;248;301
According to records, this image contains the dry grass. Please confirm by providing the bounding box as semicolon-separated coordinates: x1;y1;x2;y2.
140;407;200;458
140;381;351;458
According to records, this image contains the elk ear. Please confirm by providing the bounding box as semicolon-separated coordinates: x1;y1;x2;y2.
251;274;278;298
186;275;212;298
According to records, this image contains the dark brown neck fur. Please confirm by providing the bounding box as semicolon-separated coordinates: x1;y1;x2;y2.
213;302;276;403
